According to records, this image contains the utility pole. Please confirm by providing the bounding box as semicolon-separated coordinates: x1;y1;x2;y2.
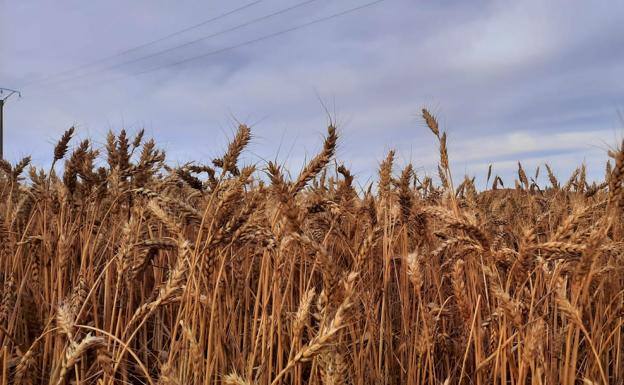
0;88;21;160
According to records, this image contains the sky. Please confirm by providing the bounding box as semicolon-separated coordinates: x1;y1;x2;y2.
1;0;624;187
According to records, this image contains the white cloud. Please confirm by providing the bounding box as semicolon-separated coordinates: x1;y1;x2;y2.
0;0;623;186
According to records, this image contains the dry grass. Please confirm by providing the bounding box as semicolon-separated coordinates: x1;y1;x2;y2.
0;110;623;385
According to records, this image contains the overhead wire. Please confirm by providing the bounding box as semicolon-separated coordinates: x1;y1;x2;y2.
48;0;387;93
20;0;262;88
136;0;386;75
25;0;321;90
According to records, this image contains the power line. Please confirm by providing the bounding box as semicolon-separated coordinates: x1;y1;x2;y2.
52;0;386;92
140;0;386;73
28;0;320;90
20;0;262;88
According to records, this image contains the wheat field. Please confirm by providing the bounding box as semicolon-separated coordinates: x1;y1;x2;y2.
0;109;622;385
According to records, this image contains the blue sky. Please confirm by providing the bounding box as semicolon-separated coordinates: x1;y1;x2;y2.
1;0;623;186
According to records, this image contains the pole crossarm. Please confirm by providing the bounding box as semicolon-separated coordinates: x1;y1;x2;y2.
0;87;21;159
0;88;21;102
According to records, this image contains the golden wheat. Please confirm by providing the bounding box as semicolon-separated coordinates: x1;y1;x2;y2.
0;115;621;385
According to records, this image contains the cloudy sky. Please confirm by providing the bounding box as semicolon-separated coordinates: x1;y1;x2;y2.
1;0;623;186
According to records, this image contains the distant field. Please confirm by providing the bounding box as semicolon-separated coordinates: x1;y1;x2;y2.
0;110;621;385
